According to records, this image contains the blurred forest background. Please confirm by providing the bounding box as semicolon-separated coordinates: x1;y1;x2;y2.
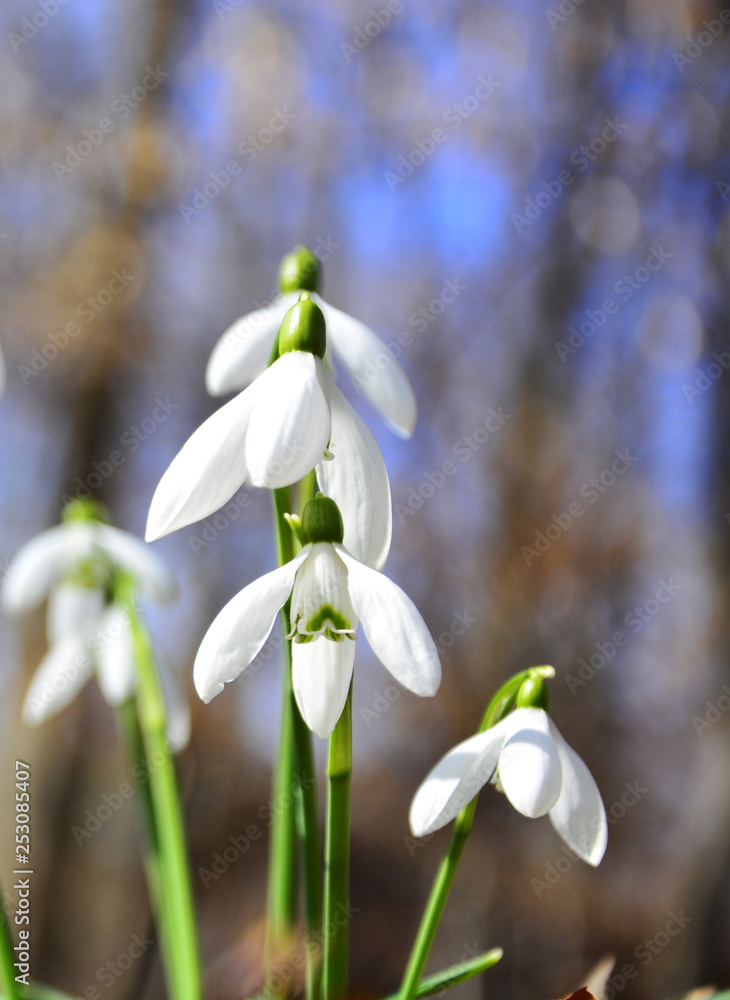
1;0;729;997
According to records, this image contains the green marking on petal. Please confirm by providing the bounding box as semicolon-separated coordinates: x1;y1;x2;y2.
305;604;352;638
63;555;113;596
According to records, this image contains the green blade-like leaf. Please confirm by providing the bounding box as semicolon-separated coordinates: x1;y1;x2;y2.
382;947;503;1000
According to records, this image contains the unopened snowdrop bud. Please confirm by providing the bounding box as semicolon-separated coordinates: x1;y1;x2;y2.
62;498;110;524
300;494;344;545
516;676;550;712
277;292;326;358
278;245;321;294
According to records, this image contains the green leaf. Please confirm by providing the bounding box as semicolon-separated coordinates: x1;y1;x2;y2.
384;947;503;1000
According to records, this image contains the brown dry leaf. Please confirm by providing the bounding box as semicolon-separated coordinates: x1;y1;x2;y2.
581;955;617;1000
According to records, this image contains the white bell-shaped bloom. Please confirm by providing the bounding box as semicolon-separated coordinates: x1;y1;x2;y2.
409;707;607;866
2;514;188;748
2;518;177;614
194;517;440;740
147;315;392;570
206;290;417;439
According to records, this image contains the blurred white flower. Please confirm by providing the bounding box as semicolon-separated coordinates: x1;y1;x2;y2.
147;294;392;570
194;496;440;740
206;247;417;439
2;509;189;749
409;706;607;866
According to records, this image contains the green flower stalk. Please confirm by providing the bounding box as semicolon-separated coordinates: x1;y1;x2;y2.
1;501;197;1000
400;666;607;1000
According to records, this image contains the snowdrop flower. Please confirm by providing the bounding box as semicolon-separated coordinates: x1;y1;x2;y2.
206;245;417;438
147;292;392;570
2;500;189;749
409;677;607;866
194;495;440;739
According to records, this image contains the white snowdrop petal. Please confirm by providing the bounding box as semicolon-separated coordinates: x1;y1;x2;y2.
95;524;177;602
292;636;356;740
548;719;608;866
22;633;94;726
145;385;257;541
246;353;331;489
94;607;137;706
409;724;511;837
317;295;417;438
194;547;311;702
499;709;562;818
336;547;440;697
315;375;392;570
46;584;105;646
2;524;93;613
206;294;299;396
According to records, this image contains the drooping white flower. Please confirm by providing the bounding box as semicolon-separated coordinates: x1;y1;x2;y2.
146;293;392;570
409;705;607;866
205;246;417;439
194;495;440;739
1;501;189;749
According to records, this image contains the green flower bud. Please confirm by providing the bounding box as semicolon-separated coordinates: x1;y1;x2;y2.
278;246;321;294
277;292;326;358
301;494;344;546
515;676;550;712
62;498;110;525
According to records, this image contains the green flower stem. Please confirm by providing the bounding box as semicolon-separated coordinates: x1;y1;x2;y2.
118;578;202;1000
384;948;502;1000
399;667;552;1000
479;665;554;731
266;663;299;977
293;462;323;998
291;703;323;1000
297;470;318;514
322;685;352;1000
115;700;179;996
267;484;299;982
271;487;323;1000
398;800;478;1000
0;885;21;1000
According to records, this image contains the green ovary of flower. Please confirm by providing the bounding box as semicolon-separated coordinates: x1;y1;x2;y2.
300;495;344;545
62;497;110;524
515;676;550;712
277;292;326;358
278;245;321;294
